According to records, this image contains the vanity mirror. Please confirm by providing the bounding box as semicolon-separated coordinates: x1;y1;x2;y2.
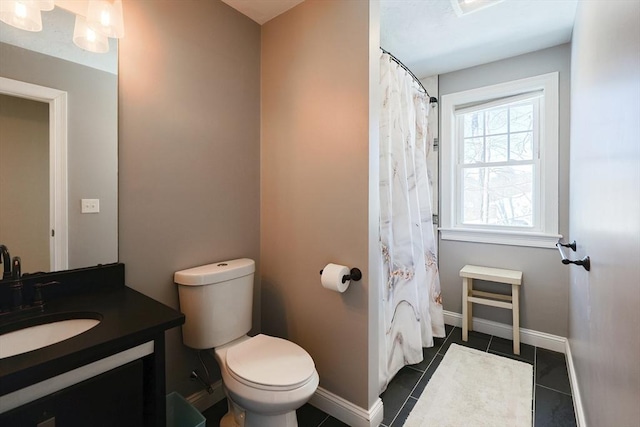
0;5;118;275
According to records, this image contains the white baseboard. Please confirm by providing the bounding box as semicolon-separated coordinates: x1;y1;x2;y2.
443;310;567;353
188;381;383;427
565;340;587;427
185;380;225;412
309;387;384;427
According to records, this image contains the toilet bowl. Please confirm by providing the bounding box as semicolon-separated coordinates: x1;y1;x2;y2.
214;334;320;427
174;259;319;427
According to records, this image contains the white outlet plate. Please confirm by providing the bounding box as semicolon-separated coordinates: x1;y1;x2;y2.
81;199;100;213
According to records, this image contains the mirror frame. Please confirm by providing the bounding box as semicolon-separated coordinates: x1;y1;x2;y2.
0;76;68;271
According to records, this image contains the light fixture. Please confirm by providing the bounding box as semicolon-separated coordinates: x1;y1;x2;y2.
451;0;505;16
73;14;109;53
0;0;43;32
86;0;124;38
0;0;124;53
34;0;54;11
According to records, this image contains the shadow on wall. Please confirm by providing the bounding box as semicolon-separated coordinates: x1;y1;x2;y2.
261;279;289;338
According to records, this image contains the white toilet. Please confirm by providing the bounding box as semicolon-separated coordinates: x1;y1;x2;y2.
175;258;319;427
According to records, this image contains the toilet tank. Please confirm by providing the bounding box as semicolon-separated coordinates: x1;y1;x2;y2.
175;258;255;349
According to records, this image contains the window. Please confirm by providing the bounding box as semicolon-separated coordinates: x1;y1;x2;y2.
440;73;560;248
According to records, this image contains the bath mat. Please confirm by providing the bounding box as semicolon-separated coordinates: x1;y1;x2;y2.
405;344;533;427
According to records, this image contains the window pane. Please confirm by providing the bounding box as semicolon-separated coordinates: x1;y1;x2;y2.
486;107;508;135
486;135;508;162
510;104;533;132
463;137;484;164
462;165;533;227
464;112;484;137
510;131;533;161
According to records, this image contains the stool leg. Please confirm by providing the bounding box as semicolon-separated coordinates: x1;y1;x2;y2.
462;277;469;341
467;278;474;333
512;285;520;355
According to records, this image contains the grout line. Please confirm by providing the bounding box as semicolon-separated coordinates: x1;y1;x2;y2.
488;348;533;364
536;383;573;397
388;352;439;426
316;414;330;426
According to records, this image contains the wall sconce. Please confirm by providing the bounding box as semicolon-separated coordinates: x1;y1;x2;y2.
0;0;124;53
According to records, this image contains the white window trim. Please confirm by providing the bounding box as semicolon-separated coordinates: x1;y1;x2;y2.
440;72;561;249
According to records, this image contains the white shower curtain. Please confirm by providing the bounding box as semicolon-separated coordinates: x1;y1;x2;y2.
378;52;445;393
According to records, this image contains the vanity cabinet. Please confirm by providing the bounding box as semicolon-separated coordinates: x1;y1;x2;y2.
0;360;144;427
0;264;185;427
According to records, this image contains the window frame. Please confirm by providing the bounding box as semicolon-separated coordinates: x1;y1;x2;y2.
440;72;561;248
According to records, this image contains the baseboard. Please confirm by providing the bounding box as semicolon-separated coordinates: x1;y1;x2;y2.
309;387;384;427
186;381;384;427
185;380;225;412
565;340;587;427
443;310;567;353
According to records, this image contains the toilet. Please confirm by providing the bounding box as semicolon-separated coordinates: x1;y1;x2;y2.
175;258;319;427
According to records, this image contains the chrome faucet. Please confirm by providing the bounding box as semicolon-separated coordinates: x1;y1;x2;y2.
0;245;11;280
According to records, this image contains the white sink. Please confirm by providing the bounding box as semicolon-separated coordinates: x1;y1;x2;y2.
0;318;101;359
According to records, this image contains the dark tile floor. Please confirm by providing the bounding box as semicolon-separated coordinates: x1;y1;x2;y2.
202;325;577;427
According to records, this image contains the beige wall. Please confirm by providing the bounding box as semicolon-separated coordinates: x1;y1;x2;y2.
0;95;49;273
261;0;373;409
118;0;261;396
568;1;640;424
438;44;572;336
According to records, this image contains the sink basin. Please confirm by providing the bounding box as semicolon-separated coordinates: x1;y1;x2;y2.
0;313;101;359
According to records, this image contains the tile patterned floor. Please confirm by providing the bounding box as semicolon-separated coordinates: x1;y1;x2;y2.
201;325;577;427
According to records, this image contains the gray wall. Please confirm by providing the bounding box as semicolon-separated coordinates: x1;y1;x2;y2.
261;0;373;409
438;44;571;336
0;42;118;272
568;1;640;424
118;0;261;396
0;95;49;273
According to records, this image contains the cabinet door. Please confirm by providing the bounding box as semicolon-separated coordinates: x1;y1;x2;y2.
0;359;144;427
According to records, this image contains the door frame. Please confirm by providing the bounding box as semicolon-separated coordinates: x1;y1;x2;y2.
0;76;68;271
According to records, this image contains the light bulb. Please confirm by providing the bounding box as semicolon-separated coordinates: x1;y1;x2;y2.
73;15;109;53
86;0;124;38
0;0;43;31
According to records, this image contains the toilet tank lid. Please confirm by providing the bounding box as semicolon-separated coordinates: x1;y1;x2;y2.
174;258;255;286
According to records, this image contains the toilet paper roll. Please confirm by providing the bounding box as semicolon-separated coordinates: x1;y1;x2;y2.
321;263;351;293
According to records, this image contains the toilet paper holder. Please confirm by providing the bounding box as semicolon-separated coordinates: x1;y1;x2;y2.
319;267;362;284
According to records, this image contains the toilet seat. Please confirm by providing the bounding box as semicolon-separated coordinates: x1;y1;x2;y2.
226;334;316;391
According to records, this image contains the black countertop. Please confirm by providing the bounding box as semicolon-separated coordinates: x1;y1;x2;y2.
0;264;185;396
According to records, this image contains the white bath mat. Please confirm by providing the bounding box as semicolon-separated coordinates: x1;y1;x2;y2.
405;344;533;427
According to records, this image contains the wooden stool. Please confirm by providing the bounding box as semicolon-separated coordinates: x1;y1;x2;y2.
460;265;523;355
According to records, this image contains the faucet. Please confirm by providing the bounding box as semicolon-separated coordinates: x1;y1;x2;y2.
0;245;11;280
12;257;21;280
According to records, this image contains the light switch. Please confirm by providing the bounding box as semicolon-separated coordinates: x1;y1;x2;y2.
81;198;100;213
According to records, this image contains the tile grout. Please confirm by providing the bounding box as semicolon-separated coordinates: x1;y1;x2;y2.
536;383;573;397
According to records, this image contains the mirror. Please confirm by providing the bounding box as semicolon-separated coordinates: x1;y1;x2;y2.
0;6;118;275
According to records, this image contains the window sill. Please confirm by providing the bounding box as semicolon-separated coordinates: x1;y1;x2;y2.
439;228;562;249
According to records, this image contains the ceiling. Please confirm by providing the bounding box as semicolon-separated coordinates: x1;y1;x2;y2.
223;0;578;79
380;0;579;78
221;0;305;24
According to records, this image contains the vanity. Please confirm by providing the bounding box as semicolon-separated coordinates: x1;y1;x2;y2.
0;263;185;427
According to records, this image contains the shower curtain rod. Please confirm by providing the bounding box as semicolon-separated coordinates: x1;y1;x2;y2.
380;47;437;104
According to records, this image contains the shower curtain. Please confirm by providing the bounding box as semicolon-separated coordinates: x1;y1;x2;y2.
379;52;445;393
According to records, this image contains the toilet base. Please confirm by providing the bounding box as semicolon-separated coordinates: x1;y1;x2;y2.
245;410;297;427
220;398;299;427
